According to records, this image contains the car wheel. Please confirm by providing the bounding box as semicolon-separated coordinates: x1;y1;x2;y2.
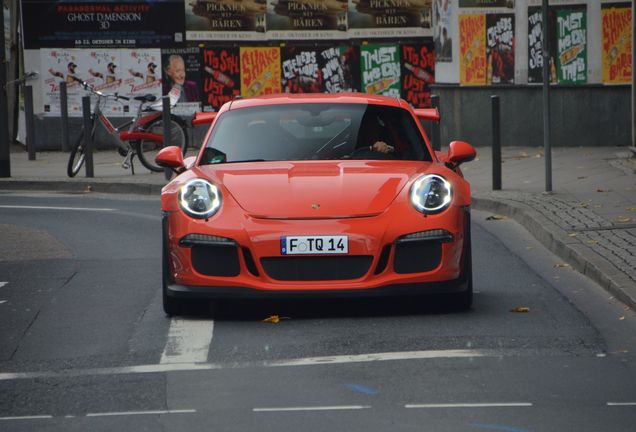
452;211;473;311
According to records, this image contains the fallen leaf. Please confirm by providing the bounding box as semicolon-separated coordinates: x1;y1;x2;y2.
616;216;631;223
263;315;280;323
511;307;530;313
568;233;577;237
554;263;570;268
486;215;508;221
586;240;598;245
626;207;636;212
619;316;625;321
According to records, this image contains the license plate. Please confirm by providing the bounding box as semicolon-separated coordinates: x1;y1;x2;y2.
281;235;348;255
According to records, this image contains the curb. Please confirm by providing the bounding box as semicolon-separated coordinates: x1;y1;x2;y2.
473;196;636;311
0;179;164;195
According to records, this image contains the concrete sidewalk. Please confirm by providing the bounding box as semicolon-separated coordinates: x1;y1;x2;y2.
1;144;635;309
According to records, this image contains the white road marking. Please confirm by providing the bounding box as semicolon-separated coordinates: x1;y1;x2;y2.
0;205;115;212
86;409;196;417
160;319;215;364
253;406;371;412
405;403;533;409
0;301;7;305
0;415;53;421
607;402;636;406
0;282;8;288
266;349;484;367
0;349;490;381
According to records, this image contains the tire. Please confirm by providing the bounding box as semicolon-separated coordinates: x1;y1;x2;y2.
452;210;473;311
137;115;188;173
67;123;96;177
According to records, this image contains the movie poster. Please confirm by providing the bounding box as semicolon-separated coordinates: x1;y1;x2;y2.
186;0;266;41
83;49;125;114
348;0;432;38
319;45;360;93
459;14;486;85
202;47;240;111
527;6;557;84
240;47;282;96
119;49;162;115
22;0;184;49
161;47;203;115
41;48;85;116
360;44;401;97
267;0;348;40
401;42;435;108
434;0;453;63
601;3;632;84
556;8;587;84
486;14;514;84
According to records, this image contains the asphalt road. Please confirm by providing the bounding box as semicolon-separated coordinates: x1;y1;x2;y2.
0;191;634;432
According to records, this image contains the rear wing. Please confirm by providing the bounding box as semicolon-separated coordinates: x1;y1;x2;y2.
191;111;217;126
414;108;440;123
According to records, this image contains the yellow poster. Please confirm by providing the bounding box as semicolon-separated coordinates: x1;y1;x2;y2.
459;14;487;86
601;5;632;84
240;47;282;97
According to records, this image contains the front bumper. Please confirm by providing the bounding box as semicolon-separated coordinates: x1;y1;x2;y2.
162;205;470;296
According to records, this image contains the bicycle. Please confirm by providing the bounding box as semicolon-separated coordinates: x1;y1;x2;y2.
67;77;188;177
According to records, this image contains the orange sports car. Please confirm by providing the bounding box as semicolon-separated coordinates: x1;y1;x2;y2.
156;93;476;315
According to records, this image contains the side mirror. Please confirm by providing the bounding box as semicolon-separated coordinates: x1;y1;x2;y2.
155;146;185;170
447;141;476;166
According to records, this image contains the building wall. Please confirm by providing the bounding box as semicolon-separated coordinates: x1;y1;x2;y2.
432;84;631;147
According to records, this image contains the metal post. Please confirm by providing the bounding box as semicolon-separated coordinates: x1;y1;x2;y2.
162;96;171;180
82;96;94;178
0;2;10;177
431;94;441;151
491;95;502;191
542;0;552;192
24;86;35;161
632;0;635;148
60;81;70;152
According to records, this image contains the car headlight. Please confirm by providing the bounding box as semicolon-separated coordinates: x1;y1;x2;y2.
410;174;452;214
179;179;221;219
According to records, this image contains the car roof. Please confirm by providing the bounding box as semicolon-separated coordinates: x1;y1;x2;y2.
225;92;405;112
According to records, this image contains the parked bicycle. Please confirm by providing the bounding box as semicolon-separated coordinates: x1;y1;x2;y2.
67;77;188;177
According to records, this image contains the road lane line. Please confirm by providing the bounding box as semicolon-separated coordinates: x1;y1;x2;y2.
253;406;371;412
266;349;484;367
405;403;533;409
86;409;196;417
160;319;214;364
0;205;115;212
0;415;53;421
0;282;8;288
607;402;636;406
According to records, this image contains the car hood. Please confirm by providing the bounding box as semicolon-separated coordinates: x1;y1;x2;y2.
197;161;432;219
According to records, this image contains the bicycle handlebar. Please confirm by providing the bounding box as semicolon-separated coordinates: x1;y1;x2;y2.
71;76;130;101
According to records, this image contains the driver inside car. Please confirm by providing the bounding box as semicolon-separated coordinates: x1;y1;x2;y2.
355;112;395;155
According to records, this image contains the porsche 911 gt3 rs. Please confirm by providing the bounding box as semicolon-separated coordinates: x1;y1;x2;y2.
156;93;476;315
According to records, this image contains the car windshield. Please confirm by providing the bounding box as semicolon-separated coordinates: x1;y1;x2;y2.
200;103;432;164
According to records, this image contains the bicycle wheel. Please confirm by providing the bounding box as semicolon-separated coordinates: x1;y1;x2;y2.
136;115;188;173
67;123;96;177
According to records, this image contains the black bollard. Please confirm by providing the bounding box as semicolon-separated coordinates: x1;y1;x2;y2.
82;96;94;177
24;86;36;161
162;96;172;180
60;81;70;152
431;94;441;152
491;95;502;191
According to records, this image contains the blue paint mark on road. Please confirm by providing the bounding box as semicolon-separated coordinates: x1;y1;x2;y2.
472;423;531;432
346;384;378;395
